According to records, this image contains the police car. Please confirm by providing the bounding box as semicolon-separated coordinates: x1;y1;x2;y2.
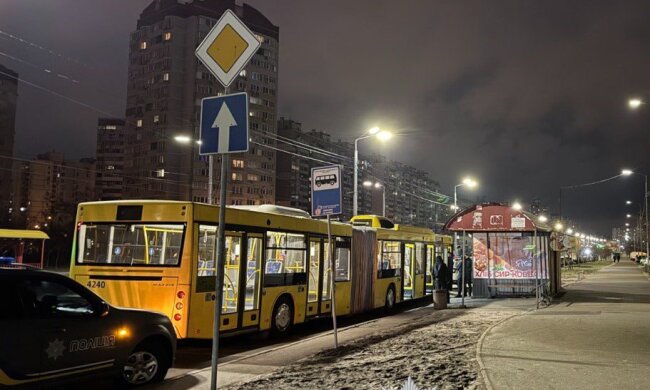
0;265;177;388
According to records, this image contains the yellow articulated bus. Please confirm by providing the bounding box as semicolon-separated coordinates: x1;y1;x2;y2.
70;201;441;339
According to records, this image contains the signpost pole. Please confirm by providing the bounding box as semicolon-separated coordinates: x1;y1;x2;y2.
327;214;338;348
208;155;214;204
210;86;229;390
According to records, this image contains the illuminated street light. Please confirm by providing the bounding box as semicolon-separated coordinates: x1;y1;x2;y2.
462;177;478;188
512;202;523;211
554;222;564;231
625;223;630;227
628;98;643;110
626;200;632;205
354;127;393;216
362;180;373;187
566;228;574;235
621;169;633;176
627;214;632;218
362;180;386;216
174;135;192;144
538;215;548;223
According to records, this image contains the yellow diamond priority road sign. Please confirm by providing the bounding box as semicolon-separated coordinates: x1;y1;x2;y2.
195;9;261;87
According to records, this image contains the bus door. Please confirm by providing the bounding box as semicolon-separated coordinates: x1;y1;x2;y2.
403;243;415;300
307;237;323;317
321;237;333;314
240;234;262;328
413;243;425;298
425;244;434;294
191;225;242;336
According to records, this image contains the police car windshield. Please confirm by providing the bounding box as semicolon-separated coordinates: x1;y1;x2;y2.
76;223;185;266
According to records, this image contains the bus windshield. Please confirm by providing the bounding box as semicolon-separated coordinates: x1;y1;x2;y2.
76;223;185;266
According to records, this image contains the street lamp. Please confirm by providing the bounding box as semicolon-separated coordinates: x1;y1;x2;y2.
538;215;548;223
566;228;574;235
626;200;632;205
628;98;644;110
453;177;478;212
554;222;564;231
621;168;649;259
363;180;386;217
512;202;523;211
353;127;392;216
627;214;632;218
174;134;210;203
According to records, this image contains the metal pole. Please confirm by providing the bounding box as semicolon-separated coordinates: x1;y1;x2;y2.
535;230;539;309
353;139;359;216
327;215;338;348
208;155;214;204
461;230;466;307
453;185;458;292
644;175;650;262
210;87;229;390
382;185;386;217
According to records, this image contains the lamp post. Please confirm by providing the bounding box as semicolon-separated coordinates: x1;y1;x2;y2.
451;177;478;304
174;135;210;203
621;169;648;259
353;127;392;216
363;180;386;216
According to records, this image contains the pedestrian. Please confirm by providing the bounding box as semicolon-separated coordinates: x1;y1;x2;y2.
456;256;473;297
433;255;449;303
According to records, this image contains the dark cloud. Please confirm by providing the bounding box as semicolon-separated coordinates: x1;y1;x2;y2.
1;0;649;235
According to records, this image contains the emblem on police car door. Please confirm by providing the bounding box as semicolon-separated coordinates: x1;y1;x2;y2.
45;338;65;361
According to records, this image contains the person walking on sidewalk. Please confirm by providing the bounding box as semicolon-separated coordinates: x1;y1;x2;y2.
433;255;449;303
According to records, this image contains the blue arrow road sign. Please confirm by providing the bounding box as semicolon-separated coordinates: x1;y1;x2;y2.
199;92;249;155
311;165;343;217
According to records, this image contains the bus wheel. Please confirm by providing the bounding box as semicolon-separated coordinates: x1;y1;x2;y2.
385;286;396;312
272;298;293;335
119;340;170;387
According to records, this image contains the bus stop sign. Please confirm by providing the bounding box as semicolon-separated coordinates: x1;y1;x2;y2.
311;165;342;217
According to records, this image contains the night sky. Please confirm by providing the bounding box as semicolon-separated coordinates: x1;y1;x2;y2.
1;0;649;236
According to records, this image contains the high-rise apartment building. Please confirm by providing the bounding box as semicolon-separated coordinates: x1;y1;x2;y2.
96;118;126;200
0;63;18;224
123;0;279;205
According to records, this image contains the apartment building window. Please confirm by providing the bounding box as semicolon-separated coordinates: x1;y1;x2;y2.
239;69;247;77
140;41;147;50
163;72;169;81
247;174;259;182
232;159;244;168
136;119;143;128
153;115;160;123
231;173;242;181
164;32;172;41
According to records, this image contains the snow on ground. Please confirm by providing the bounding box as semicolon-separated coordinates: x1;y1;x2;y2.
226;309;515;390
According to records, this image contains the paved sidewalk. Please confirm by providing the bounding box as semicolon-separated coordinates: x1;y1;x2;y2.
479;261;650;390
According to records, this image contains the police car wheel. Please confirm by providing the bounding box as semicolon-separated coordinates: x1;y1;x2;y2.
121;342;169;387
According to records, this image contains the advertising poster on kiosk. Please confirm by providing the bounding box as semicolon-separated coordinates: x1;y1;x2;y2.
473;233;548;279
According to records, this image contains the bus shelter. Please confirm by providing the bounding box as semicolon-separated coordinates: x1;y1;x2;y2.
444;203;560;298
0;229;49;268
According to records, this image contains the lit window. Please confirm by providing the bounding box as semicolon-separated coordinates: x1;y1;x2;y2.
136;119;143;128
153;115;160;123
239;69;247;77
163;72;169;81
140;41;147;50
105;125;117;130
247;174;259;181
106;165;115;170
232;159;245;168
164;32;172;41
231;173;242;181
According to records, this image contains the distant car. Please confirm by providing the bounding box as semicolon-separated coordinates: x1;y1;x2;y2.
0;266;176;388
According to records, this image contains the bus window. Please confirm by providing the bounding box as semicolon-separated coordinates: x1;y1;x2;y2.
198;225;217;278
415;243;425;275
223;236;241;314
322;240;331;300
76;223;184;266
264;231;306;286
377;240;402;279
335;237;351;281
245;236;262;310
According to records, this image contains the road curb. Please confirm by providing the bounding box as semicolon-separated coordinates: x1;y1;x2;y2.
475;310;529;390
